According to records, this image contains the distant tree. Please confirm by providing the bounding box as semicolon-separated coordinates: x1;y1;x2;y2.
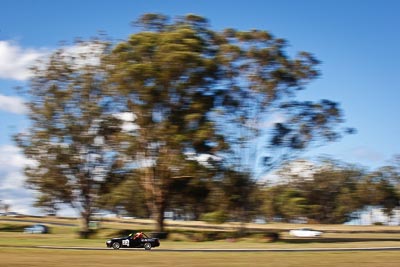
4;203;10;214
278;188;308;221
263;160;365;223
385;155;400;194
262;184;286;221
301;166;363;223
263;157;400;224
263;185;309;223
358;166;400;217
1;202;11;214
221;170;260;223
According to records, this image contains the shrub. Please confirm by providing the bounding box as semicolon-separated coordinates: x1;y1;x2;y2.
168;233;191;242
263;232;280;242
200;211;228;224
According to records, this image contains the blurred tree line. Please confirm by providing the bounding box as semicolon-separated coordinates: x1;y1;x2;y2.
15;14;398;236
263;158;400;224
98;157;400;225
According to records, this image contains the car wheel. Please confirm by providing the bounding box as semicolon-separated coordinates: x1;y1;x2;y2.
112;242;121;250
144;243;152;250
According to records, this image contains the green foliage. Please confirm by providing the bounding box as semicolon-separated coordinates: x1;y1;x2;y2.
108;14;229;231
168;177;211;220
17;13;353;233
200;210;228;224
220;170;261;222
98;174;149;218
15;40;123;235
262;159;400;224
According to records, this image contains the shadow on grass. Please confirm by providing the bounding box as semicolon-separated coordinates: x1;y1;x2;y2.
0;224;29;232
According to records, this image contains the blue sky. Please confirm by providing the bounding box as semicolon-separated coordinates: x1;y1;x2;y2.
1;0;400;214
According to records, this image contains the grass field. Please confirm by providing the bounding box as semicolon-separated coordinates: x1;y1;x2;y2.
1;248;400;267
1;231;400;249
1;216;400;266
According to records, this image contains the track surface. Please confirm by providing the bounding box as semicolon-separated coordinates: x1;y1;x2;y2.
2;245;400;252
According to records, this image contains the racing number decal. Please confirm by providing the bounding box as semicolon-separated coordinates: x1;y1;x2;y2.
122;239;129;246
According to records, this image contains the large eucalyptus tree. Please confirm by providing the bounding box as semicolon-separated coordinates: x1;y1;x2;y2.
108;14;347;231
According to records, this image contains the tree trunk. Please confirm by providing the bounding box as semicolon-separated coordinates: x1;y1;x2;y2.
79;211;91;238
155;204;165;232
143;164;168;233
237;209;247;237
154;184;166;232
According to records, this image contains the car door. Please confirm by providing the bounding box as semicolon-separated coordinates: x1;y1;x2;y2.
130;236;142;248
121;238;131;248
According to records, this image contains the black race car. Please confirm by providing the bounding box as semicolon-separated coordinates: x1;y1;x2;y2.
106;232;160;250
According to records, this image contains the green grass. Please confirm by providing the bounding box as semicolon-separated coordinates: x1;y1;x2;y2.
1;231;400;250
1;248;400;267
1;217;400;249
1;217;400;266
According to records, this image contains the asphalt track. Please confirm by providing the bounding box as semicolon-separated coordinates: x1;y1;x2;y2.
2;245;400;252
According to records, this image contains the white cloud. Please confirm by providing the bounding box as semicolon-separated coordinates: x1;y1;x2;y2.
0;41;46;80
0;40;103;81
0;188;39;215
57;42;105;70
0;145;79;217
0;94;27;114
259;159;317;184
0;145;38;215
0;145;35;188
0;145;35;167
